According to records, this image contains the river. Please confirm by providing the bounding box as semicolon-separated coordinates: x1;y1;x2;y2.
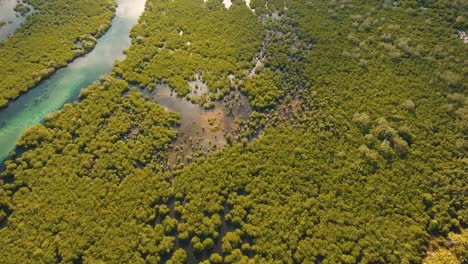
0;0;33;40
0;0;254;162
0;0;146;160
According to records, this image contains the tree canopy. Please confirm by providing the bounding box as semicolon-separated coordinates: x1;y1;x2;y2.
0;0;116;108
0;0;466;263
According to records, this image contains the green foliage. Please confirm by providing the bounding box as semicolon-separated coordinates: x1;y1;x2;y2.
169;0;466;262
202;237;214;250
352;112;371;133
209;253;223;263
0;0;466;263
449;231;468;263
424;230;468;264
167;248;187;264
115;0;262;106
0;77;179;262
14;3;31;16
242;69;283;109
0;0;116;108
423;249;459;264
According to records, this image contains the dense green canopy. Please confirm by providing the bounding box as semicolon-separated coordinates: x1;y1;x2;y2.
0;0;116;108
115;0;263;108
0;0;466;263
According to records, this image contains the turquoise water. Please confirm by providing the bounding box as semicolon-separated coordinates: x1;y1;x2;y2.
0;0;146;160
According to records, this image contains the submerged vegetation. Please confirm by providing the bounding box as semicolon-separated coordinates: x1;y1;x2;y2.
13;2;31;16
0;0;467;263
0;0;116;108
115;0;263;108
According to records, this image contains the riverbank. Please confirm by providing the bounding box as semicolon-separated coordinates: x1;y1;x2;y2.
0;0;146;161
0;0;116;108
0;0;35;40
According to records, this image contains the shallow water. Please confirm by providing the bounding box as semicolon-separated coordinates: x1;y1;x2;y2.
0;0;146;160
0;0;33;40
136;84;252;165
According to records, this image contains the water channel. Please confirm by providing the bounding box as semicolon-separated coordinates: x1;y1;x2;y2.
0;0;146;160
0;0;253;162
0;0;35;40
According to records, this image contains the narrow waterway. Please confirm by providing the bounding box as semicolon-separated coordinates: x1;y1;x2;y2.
0;0;147;160
0;0;34;40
